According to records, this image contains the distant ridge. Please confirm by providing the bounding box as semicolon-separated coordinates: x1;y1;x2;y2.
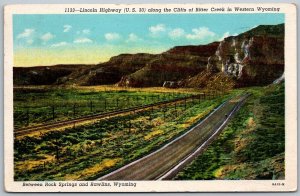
13;23;284;89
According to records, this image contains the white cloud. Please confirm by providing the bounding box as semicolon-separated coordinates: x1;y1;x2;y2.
40;32;55;42
73;37;93;44
76;29;91;35
186;27;216;40
168;28;185;39
82;29;91;34
219;32;231;41
127;33;140;42
17;29;35;39
63;25;72;33
51;42;68;47
149;24;166;36
105;33;121;41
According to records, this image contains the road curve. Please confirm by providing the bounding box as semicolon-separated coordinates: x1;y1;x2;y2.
98;93;250;180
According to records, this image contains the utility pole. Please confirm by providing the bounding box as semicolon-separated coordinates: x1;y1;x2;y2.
26;108;29;126
163;106;166;121
73;103;76;118
90;101;93;112
52;105;55;120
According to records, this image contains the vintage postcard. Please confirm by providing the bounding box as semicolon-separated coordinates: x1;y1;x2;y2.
4;3;297;192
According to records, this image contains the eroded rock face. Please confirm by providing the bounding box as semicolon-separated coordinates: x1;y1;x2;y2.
162;81;183;88
273;72;285;84
79;53;157;85
116;76;140;87
207;24;284;86
117;43;219;87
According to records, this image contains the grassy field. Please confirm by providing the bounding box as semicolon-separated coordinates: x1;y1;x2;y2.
14;86;232;181
174;83;285;180
14;86;194;128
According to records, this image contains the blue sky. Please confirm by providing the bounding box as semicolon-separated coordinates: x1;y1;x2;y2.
13;14;284;66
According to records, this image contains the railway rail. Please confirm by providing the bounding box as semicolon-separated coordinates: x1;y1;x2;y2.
14;93;213;137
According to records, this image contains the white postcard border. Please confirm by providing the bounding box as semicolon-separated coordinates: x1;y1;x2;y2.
4;3;297;192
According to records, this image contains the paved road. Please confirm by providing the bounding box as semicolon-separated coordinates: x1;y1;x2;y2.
98;93;249;180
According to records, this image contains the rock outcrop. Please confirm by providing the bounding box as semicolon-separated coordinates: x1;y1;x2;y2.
162;81;183;88
273;72;285;84
207;24;284;87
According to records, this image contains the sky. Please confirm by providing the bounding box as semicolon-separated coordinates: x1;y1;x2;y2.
13;14;284;67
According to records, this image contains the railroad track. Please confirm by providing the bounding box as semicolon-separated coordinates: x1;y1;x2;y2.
98;93;250;180
14;94;210;137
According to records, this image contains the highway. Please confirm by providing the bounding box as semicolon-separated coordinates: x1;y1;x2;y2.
98;93;250;180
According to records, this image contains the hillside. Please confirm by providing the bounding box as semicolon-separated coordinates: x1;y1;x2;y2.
13;64;94;85
13;24;284;88
117;42;220;87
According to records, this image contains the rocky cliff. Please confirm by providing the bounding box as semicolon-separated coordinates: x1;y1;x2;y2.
78;47;217;87
116;42;220;87
207;24;284;87
79;53;157;85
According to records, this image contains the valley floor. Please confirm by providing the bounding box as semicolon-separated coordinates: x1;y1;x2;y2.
13;84;285;180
